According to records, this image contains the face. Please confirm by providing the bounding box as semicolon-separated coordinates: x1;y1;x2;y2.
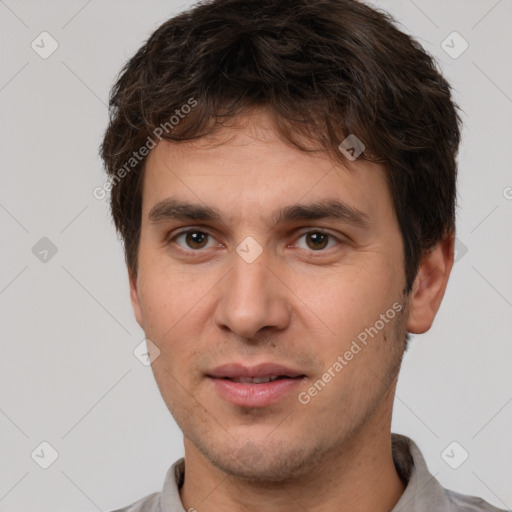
130;109;412;482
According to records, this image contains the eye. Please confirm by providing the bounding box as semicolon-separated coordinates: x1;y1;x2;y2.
168;228;341;254
294;230;339;251
171;230;218;251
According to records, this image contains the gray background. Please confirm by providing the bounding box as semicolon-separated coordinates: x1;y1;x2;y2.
0;0;511;510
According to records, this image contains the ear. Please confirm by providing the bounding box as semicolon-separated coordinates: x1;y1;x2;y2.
407;231;455;334
129;269;144;329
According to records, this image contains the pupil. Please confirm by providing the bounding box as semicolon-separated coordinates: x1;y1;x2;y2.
184;232;328;250
307;232;328;250
187;232;207;248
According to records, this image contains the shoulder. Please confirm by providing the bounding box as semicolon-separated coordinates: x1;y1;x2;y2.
109;458;185;512
445;488;510;512
391;434;509;512
110;491;160;512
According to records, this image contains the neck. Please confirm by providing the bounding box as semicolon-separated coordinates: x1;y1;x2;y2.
179;424;405;512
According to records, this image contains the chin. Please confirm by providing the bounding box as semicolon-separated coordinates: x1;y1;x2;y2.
198;439;323;484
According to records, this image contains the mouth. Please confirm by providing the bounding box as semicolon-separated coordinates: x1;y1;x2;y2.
207;362;305;380
207;363;306;407
220;375;300;384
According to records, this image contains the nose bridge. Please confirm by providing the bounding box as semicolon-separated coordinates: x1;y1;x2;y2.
214;243;290;339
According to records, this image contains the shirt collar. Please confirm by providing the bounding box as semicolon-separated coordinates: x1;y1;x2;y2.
159;433;451;512
390;434;452;511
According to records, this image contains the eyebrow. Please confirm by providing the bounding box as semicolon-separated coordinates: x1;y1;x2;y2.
148;198;371;229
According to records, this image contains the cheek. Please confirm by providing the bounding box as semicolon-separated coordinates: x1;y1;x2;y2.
297;258;403;351
137;253;204;323
136;266;217;365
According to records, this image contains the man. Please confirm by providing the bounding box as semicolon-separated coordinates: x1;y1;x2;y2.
100;0;506;510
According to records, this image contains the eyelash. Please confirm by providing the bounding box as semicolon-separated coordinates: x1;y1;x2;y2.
167;228;341;254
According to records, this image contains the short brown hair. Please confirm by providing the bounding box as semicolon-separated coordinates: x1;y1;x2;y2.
100;0;461;292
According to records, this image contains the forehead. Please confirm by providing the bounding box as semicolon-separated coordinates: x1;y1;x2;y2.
141;110;392;227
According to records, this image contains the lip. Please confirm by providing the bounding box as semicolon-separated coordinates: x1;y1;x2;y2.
209;376;305;407
207;363;306;407
207;362;305;379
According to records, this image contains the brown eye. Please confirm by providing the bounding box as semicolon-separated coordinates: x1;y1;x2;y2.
295;231;338;252
305;232;329;250
185;232;208;249
173;231;213;250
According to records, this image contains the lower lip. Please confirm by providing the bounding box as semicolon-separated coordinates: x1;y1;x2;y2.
209;377;305;407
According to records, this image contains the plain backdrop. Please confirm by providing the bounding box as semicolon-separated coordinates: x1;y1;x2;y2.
0;0;511;510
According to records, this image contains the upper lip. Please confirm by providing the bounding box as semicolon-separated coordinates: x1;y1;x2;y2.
207;363;306;379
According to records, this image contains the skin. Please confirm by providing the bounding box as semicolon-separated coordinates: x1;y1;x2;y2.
129;108;454;512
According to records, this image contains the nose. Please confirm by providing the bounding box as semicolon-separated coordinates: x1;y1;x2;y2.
213;247;291;340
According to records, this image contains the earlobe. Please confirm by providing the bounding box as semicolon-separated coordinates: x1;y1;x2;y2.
129;269;144;329
406;232;455;334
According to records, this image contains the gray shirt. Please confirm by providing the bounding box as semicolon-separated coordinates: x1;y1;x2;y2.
112;434;508;512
